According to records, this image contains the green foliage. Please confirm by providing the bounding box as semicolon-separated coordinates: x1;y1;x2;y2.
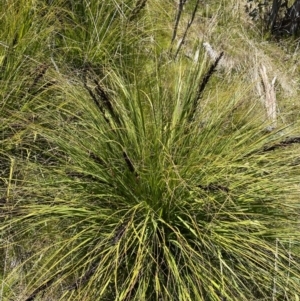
1;1;300;301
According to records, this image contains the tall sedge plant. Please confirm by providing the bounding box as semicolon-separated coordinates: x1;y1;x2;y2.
0;0;60;219
0;1;151;297
49;0;151;69
1;52;300;301
1;1;300;301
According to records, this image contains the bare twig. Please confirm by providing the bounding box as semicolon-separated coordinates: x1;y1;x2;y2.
174;0;201;59
171;0;187;44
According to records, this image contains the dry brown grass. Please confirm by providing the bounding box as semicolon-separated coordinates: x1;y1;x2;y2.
168;0;300;129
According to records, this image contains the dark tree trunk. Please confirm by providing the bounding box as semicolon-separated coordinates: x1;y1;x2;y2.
268;0;282;31
270;0;300;35
282;0;300;34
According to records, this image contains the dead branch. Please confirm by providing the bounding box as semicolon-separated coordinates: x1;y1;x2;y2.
171;0;187;44
174;0;201;59
259;65;277;130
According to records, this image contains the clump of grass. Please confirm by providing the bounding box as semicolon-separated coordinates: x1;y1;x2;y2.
1;1;300;301
2;52;300;301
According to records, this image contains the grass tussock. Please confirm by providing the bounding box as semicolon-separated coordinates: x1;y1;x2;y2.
1;1;300;301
